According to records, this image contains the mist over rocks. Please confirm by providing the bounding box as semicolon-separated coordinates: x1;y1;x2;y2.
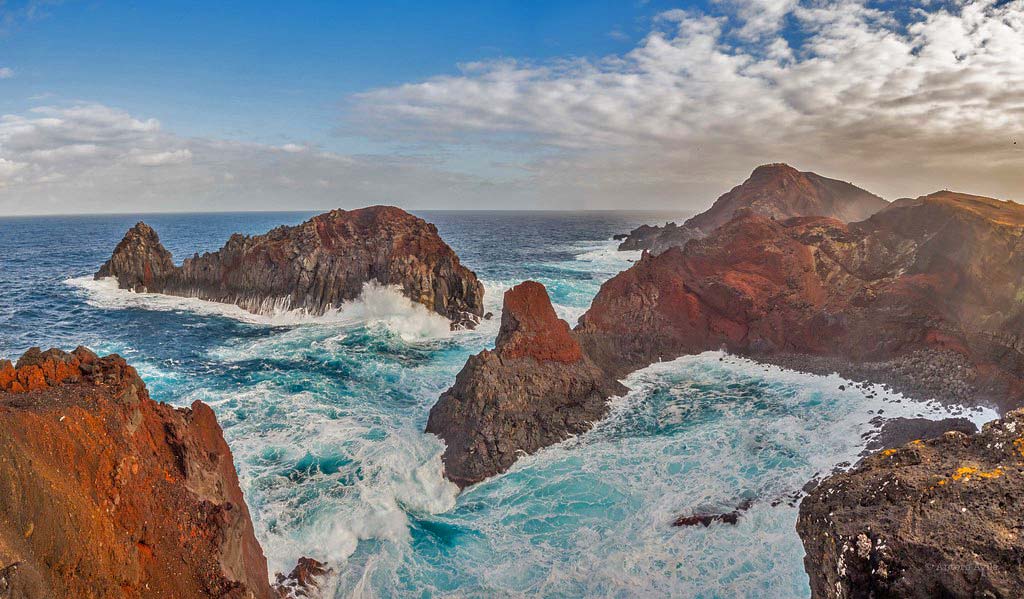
798;410;1024;598
0;347;275;598
616;163;888;254
425;281;626;487
96;206;485;330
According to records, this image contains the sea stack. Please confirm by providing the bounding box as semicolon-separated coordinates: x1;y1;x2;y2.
0;347;274;598
616;163;888;254
797;411;1024;598
96;206;485;329
426;281;625;487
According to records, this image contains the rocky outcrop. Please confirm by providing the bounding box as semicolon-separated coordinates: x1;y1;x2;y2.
96;206;485;329
617;163;888;254
273;557;330;598
797;410;1024;598
582;191;1024;410
425;281;626;487
0;347;274;598
431;189;1024;486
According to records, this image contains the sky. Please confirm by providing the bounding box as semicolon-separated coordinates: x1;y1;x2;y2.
0;0;1022;215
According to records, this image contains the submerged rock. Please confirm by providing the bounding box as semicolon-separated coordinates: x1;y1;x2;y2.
0;347;275;598
96;206;485;329
798;410;1024;598
616;163;887;254
425;281;626;487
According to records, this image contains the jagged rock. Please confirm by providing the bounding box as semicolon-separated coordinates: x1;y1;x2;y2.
425;281;626;487
582;191;1024;410
797;410;1024;598
616;163;887;254
274;557;331;598
673;498;754;527
0;347;274;598
430;188;1024;485
96;206;485;329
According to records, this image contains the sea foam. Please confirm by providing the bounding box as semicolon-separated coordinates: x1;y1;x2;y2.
66;276;453;341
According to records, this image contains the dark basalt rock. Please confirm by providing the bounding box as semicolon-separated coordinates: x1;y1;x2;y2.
96;206;485;329
0;348;275;598
798;410;1024;598
274;557;331;598
425;281;626;487
865;417;977;452
617;163;887;254
673;498;754;527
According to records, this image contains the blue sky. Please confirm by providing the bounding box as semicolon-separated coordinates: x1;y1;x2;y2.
0;0;1022;214
2;1;688;150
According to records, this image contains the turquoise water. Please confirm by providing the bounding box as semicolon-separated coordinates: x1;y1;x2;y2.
0;211;994;598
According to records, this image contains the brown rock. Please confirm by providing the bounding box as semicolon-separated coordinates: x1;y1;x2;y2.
0;347;274;598
96;206;485;329
617;163;888;254
797;410;1024;598
425;282;626;487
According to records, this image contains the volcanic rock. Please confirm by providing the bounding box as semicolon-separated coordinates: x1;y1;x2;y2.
865;417;977;452
425;281;626;487
96;206;485;329
274;557;331;598
0;347;274;598
582;191;1024;410
797;410;1024;598
616;163;887;254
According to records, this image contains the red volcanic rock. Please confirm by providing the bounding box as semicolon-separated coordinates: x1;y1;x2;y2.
96;206;485;329
0;347;274;599
426;282;625;487
495;281;583;363
618;163;888;254
584;190;1024;410
430;189;1024;488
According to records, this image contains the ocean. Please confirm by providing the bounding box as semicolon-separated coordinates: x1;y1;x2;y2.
0;210;995;598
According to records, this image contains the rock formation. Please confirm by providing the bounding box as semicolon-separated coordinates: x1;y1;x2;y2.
616;163;888;254
96;206;485;329
431;189;1024;485
426;281;625;487
798;410;1024;598
0;347;275;598
582;191;1024;410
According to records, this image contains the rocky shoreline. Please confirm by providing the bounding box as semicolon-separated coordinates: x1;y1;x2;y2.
96;206;485;330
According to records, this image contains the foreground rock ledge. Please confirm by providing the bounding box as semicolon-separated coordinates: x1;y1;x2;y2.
426;281;625;487
798;410;1024;598
96;205;485;329
0;347;274;598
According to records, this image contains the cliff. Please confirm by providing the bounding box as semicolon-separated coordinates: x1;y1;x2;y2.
0;347;274;598
430;190;1024;485
617;164;888;254
425;281;625;487
797;410;1024;598
96;206;485;329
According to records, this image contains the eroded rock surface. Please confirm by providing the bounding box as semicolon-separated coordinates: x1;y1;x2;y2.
617;163;887;254
798;410;1024;598
96;206;485;329
0;347;274;598
432;189;1024;485
425;281;625;487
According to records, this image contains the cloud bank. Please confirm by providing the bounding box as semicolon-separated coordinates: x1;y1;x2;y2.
355;0;1024;204
1;0;1022;214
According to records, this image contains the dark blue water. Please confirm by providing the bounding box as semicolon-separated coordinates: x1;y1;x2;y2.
0;210;985;598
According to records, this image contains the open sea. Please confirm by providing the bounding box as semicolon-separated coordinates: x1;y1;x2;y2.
0;210;995;598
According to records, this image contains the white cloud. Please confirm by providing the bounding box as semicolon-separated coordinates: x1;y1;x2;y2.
354;0;1024;204
0;67;13;79
128;148;193;166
